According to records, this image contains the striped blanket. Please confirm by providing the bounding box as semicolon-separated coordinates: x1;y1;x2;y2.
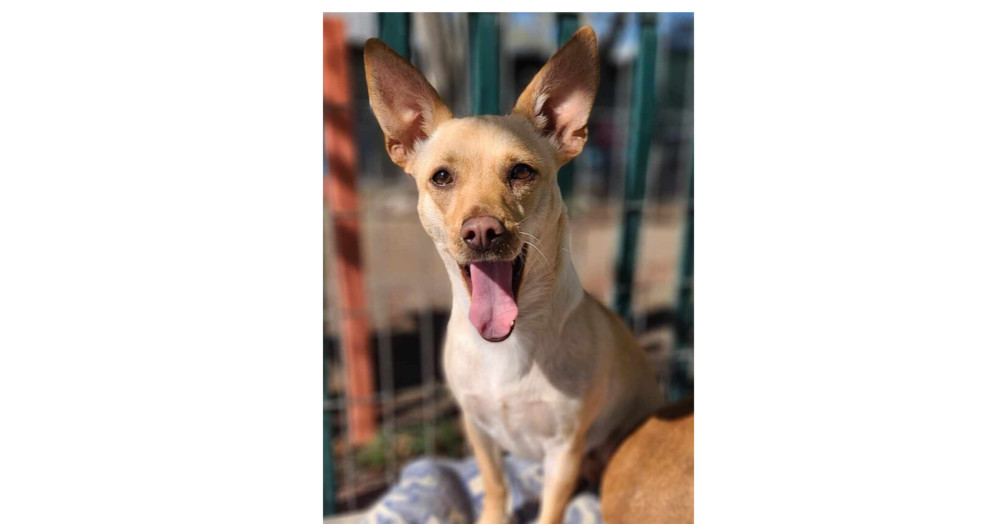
362;456;602;524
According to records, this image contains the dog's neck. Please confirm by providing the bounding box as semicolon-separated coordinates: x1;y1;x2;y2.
440;203;585;345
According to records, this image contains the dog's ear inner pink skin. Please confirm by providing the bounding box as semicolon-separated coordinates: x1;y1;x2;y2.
363;39;452;169
512;26;600;167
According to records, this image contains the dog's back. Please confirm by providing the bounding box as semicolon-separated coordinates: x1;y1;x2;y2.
601;400;694;524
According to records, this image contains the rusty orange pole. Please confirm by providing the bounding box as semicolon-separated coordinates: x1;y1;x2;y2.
324;17;377;445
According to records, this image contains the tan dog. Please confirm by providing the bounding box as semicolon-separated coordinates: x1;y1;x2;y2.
364;27;666;524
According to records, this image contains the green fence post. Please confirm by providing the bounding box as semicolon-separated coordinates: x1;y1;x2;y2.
323;353;336;515
666;154;694;401
613;13;658;320
379;13;411;59
675;155;693;344
469;13;500;115
555;14;580;202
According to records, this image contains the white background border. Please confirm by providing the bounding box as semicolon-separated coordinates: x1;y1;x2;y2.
2;3;999;522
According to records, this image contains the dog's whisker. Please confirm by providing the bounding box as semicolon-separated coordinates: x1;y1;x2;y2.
515;213;536;226
518;231;542;243
516;234;558;281
521;239;553;272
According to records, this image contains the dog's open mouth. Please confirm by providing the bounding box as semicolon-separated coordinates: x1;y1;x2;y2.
460;244;527;343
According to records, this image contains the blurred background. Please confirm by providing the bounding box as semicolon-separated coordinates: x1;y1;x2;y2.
323;12;693;518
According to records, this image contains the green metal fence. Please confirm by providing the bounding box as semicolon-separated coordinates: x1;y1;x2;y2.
612;13;659;321
555;13;580;200
469;13;500;116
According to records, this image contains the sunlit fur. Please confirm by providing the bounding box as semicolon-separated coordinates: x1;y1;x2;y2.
411;115;556;265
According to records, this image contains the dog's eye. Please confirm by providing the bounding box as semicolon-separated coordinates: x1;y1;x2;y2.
431;170;453;187
509;164;535;182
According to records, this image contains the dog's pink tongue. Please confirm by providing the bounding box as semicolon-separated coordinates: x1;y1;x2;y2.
468;261;518;342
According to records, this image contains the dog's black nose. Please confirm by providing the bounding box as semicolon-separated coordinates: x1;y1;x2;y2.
461;216;506;252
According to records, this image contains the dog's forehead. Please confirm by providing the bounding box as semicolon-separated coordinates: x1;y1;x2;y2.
418;116;549;171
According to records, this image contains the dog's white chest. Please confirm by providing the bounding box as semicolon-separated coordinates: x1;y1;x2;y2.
445;333;585;462
460;387;561;461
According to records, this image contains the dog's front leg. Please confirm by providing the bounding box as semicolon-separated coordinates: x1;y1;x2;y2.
537;433;586;524
464;416;509;524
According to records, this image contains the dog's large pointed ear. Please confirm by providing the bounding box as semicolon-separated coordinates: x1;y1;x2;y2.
364;39;452;170
512;26;599;166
